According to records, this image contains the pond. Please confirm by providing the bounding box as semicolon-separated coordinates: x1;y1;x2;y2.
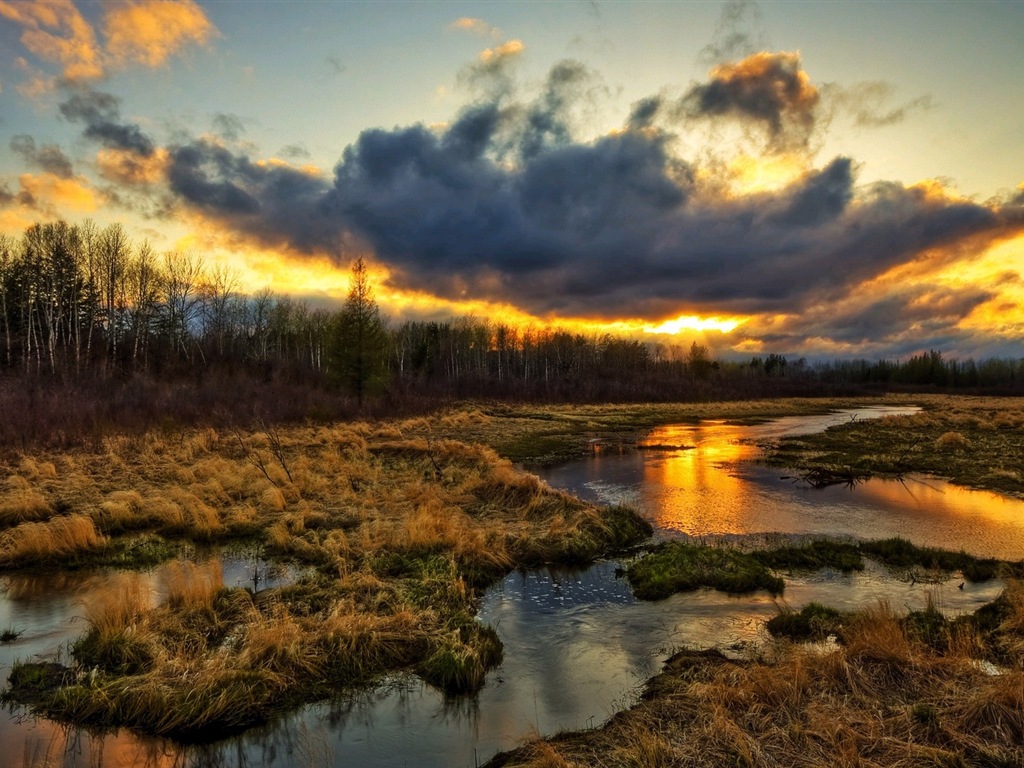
2;406;1022;767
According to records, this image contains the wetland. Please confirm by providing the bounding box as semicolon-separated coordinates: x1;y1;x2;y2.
0;395;1021;767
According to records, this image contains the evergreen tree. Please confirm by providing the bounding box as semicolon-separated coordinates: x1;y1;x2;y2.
331;257;387;405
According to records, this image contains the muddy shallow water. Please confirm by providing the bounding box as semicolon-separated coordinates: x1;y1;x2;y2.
2;406;1022;767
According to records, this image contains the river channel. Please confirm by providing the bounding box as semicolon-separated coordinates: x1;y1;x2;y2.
2;406;1022;767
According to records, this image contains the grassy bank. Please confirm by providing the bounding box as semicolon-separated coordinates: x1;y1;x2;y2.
488;582;1024;768
405;397;904;465
764;394;1024;496
626;537;1024;603
0;417;650;739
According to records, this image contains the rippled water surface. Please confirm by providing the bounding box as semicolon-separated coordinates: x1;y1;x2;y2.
2;406;1021;767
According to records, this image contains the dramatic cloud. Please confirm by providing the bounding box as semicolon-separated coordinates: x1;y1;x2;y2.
151;58;1024;325
16;172;100;213
0;0;102;81
681;52;820;149
32;45;1022;356
0;0;216;87
58;87;155;156
9;135;75;178
103;0;216;68
96;147;169;186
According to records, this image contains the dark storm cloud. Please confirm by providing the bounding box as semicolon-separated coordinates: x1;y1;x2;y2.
164;137;338;250
680;51;819;148
10;135;75;178
767;157;853;227
147;57;1024;326
809;285;994;346
749;282;1001;358
58;88;155;157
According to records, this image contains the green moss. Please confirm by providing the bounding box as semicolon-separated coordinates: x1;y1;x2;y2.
754;540;864;573
627;542;785;600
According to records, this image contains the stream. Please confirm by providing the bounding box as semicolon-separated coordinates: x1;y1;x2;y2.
2;405;1022;767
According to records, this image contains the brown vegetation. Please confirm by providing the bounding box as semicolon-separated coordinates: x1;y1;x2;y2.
0;414;650;738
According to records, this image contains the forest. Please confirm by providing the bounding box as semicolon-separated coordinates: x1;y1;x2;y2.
1;220;1022;447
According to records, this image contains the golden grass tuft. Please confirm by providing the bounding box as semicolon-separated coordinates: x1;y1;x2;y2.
83;572;151;637
0;514;105;565
934;430;971;451
165;489;224;538
163;559;224;610
0;485;52;525
18;457;57;479
261;486;287;512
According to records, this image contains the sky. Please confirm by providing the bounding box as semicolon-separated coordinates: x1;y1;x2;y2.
1;0;1022;360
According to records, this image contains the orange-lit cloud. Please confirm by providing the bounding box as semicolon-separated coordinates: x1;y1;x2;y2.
0;0;216;88
0;0;103;81
449;17;500;39
96;147;170;186
103;0;217;68
479;39;524;65
19;172;100;212
683;51;820;150
0;173;102;235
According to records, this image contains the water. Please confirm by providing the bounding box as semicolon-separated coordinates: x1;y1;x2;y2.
539;406;1024;560
2;406;1022;767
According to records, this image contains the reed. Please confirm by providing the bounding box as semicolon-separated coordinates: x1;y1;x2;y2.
0;514;105;565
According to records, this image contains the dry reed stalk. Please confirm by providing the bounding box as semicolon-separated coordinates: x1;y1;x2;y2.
0;514;105;564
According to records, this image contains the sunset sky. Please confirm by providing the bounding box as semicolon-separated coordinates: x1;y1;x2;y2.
1;0;1022;359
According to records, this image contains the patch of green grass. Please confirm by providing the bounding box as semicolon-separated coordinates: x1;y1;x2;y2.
860;538;1004;581
92;533;182;569
754;540;865;573
766;602;846;641
627;542;785;600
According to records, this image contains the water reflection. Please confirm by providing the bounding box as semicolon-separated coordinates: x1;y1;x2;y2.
540;405;1024;560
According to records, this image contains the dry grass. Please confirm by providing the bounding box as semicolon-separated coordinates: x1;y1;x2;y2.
0;407;653;738
491;586;1024;768
0;514;105;566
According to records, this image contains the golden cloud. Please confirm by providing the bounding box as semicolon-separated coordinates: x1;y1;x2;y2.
96;147;170;186
103;0;217;68
709;51;819;112
0;0;216;86
19;172;101;212
0;0;103;81
479;39;525;65
450;17;499;38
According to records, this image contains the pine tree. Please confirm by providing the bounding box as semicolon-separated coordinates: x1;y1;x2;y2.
331;257;387;406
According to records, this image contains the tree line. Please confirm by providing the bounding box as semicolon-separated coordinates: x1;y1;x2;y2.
1;220;1022;414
